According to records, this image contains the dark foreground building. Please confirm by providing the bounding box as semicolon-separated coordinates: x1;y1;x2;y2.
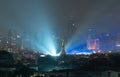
0;50;15;77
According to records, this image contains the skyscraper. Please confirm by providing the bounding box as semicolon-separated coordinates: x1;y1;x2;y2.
115;33;120;51
0;34;4;50
87;35;100;52
7;29;19;53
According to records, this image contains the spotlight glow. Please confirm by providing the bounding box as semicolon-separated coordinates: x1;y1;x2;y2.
29;11;58;56
50;52;60;56
33;32;58;56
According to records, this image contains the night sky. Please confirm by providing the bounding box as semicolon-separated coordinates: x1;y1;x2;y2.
0;0;120;34
0;0;120;53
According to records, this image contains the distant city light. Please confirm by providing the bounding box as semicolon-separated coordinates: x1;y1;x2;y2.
40;55;46;57
108;51;112;53
72;24;75;26
6;41;9;44
93;51;96;54
98;50;101;53
76;52;92;55
17;35;20;38
116;44;120;47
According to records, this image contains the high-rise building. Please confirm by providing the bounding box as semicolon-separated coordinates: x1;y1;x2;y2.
16;34;22;52
0;34;4;50
2;32;11;51
7;29;20;53
87;35;100;52
115;33;120;51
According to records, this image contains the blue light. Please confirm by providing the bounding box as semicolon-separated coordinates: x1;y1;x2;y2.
26;10;59;56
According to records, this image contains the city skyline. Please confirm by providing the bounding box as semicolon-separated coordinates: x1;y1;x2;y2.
1;1;120;77
0;29;119;55
0;0;120;55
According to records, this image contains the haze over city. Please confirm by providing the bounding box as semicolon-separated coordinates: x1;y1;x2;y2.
0;0;120;55
0;0;120;77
